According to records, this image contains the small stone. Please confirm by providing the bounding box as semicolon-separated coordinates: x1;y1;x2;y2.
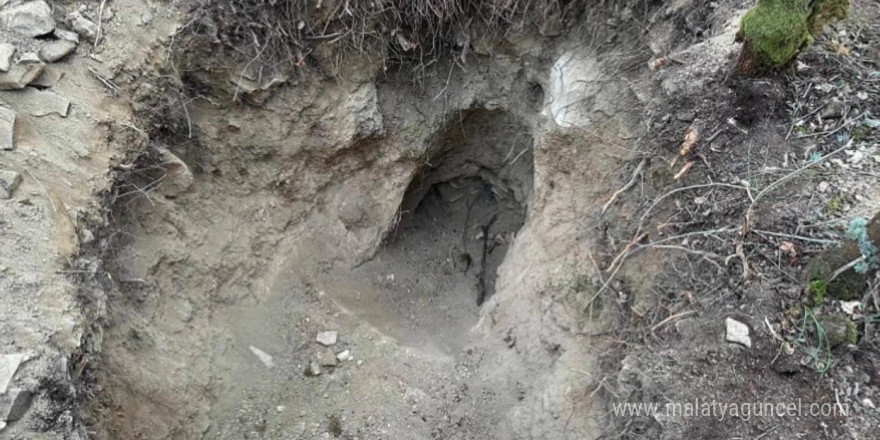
0;420;5;431
54;28;80;44
304;361;322;377
38;40;77;63
0;354;25;394
0;106;14;151
0;170;22;199
336;350;352;362
0;62;43;90
316;331;338;347
66;11;99;40
248;346;274;369
820;98;845;119
862;398;875;409
156;148;194;196
0;44;15;72
725;317;752;348
0;0;55;37
818;181;830;192
0;388;33;421
320;349;337;367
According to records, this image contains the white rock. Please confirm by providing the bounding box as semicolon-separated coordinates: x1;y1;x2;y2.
316;331;338;347
336;350;352;362
725;317;751;348
305;361;321;377
248;346;274;368
0;0;55;37
817;181;830;193
862;398;875;409
0;354;25;394
0;170;22;199
0;62;43;90
0;44;15;72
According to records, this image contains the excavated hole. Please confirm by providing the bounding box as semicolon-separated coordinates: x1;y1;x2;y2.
319;109;534;353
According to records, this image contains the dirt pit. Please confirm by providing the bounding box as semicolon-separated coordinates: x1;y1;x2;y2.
319;109;534;354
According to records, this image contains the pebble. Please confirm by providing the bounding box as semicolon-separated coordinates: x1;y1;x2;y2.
0;62;43;90
248;346;274;369
820;98;845;119
725;317;752;348
54;28;80;44
0;170;23;199
305;361;322;377
0;106;14;151
316;331;338;347
818;181;830;192
862;398;875;409
336;350;352;362
66;11;98;40
320;349;337;367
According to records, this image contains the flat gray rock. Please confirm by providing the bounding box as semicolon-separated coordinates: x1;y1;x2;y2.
38;39;77;63
0;354;25;394
725;317;752;348
0;0;55;37
0;388;33;422
66;11;98;40
0;86;69;116
54;28;79;43
316;331;338;347
0;105;14;150
28;64;62;88
0;43;15;72
0;170;22;199
0;62;43;90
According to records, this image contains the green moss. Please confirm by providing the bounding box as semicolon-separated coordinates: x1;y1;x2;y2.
738;0;850;72
740;0;812;70
804;243;867;300
820;313;858;347
808;0;849;36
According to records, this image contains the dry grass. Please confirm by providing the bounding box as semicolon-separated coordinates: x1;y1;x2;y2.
177;0;590;81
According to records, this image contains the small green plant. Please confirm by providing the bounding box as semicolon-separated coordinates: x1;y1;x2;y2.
807;279;827;306
823;196;845;216
799;306;834;373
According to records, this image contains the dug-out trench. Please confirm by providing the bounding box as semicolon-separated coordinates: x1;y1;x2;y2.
318;108;534;354
91;105;536;437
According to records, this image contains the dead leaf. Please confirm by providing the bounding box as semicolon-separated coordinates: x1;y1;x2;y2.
648;57;668;71
778;241;797;257
679;127;698;156
673;161;694;180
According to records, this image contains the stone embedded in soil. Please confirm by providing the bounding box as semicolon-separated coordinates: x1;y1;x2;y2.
0;87;70;117
725;317;752;348
54;28;79;44
316;331;338;347
305;361;322;377
0;388;33;422
248;346;274;369
0;44;15;72
29;65;62;88
0;170;22;199
0;106;14;151
66;11;98;40
336;350;352;362
320;349;337;367
0;0;55;37
0;62;43;90
0;354;25;394
38;39;77;63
